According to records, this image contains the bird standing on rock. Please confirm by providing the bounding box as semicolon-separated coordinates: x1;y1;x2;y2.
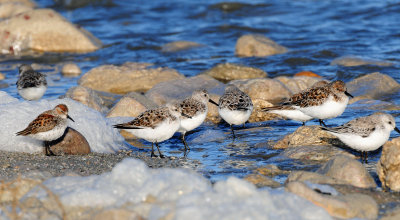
16;104;74;156
16;64;48;101
218;84;253;139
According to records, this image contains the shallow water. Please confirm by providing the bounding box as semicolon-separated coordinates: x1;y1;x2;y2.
1;0;400;183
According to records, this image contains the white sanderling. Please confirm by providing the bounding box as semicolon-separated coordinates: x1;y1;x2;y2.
176;89;218;152
283;80;353;126
321;112;400;163
113;103;187;158
16;64;48;101
262;80;329;126
16;104;74;156
218;84;253;139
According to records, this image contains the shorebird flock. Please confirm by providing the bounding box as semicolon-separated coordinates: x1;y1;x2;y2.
14;65;400;163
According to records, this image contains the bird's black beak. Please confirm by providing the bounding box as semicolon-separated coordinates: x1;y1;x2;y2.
181;112;192;119
209;99;219;106
345;91;354;98
395;127;400;134
68;115;75;122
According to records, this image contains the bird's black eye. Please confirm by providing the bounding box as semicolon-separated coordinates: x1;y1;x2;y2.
389;121;392;124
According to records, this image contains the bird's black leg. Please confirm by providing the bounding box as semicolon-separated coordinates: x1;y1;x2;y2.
45;142;55;156
182;133;190;151
319;119;327;127
151;143;157;158
243;123;246;129
365;152;368;164
302;122;306;126
155;142;165;158
230;125;236;139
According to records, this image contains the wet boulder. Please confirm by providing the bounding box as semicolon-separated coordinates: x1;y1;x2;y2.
0;2;33;19
161;40;203;52
331;56;393;67
247;98;277;123
61;63;82;77
203;63;267;82
286;181;378;219
286;171;341;185
243;174;281;188
0;9;101;54
230;78;292;103
79;62;185;94
317;155;376;188
235;34;288;57
347;72;400;103
64;86;108;113
145;74;222;105
377;137;400;191
294;71;322;78
107;92;157;118
281;145;355;162
275;76;323;94
273;125;344;149
48;127;91;155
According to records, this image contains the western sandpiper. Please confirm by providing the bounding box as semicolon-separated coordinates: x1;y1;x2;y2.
16;64;48;101
218;84;253;139
113;103;186;158
262;80;329;126
321;112;400;163
16;104;74;156
283;80;353;126
176;89;218;152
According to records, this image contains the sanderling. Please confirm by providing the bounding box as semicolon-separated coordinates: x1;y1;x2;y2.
176;89;218;152
16;64;48;101
262;80;329;126
321;112;400;163
283;80;353;126
16;104;74;156
218;84;253;139
113;103;187;158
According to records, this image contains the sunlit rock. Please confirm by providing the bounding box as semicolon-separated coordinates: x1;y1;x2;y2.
48;127;91;155
317;155;376;188
286;181;378;219
64;86;108;113
0;2;33;19
281;145;355;162
204;63;267;82
331;56;393;67
107;92;157;118
377;137;400;192
275;76;322;94
244;174;281;188
79;62;185;94
161;40;203;52
0;9;101;54
230;78;292;103
294;71;321;78
61;63;81;77
273;125;344;149
235;34;288;57
347;72;400;104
